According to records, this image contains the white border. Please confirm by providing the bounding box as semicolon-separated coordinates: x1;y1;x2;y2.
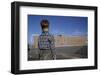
20;6;95;70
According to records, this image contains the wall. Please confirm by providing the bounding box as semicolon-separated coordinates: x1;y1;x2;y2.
33;35;87;48
0;0;99;76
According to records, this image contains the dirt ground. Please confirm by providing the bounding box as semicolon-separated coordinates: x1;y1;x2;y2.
28;46;88;61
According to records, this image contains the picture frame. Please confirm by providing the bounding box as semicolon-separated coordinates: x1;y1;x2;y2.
11;1;98;74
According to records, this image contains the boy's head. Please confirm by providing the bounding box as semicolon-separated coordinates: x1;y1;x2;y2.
41;19;49;32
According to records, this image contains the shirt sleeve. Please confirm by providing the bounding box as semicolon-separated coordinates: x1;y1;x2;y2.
50;35;55;50
38;36;41;49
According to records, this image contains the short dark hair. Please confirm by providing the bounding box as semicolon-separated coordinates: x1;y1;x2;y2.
40;19;49;29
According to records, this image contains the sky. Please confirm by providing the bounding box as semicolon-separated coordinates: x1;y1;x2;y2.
28;15;88;45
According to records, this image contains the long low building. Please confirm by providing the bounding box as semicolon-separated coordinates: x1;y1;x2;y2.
33;35;87;48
